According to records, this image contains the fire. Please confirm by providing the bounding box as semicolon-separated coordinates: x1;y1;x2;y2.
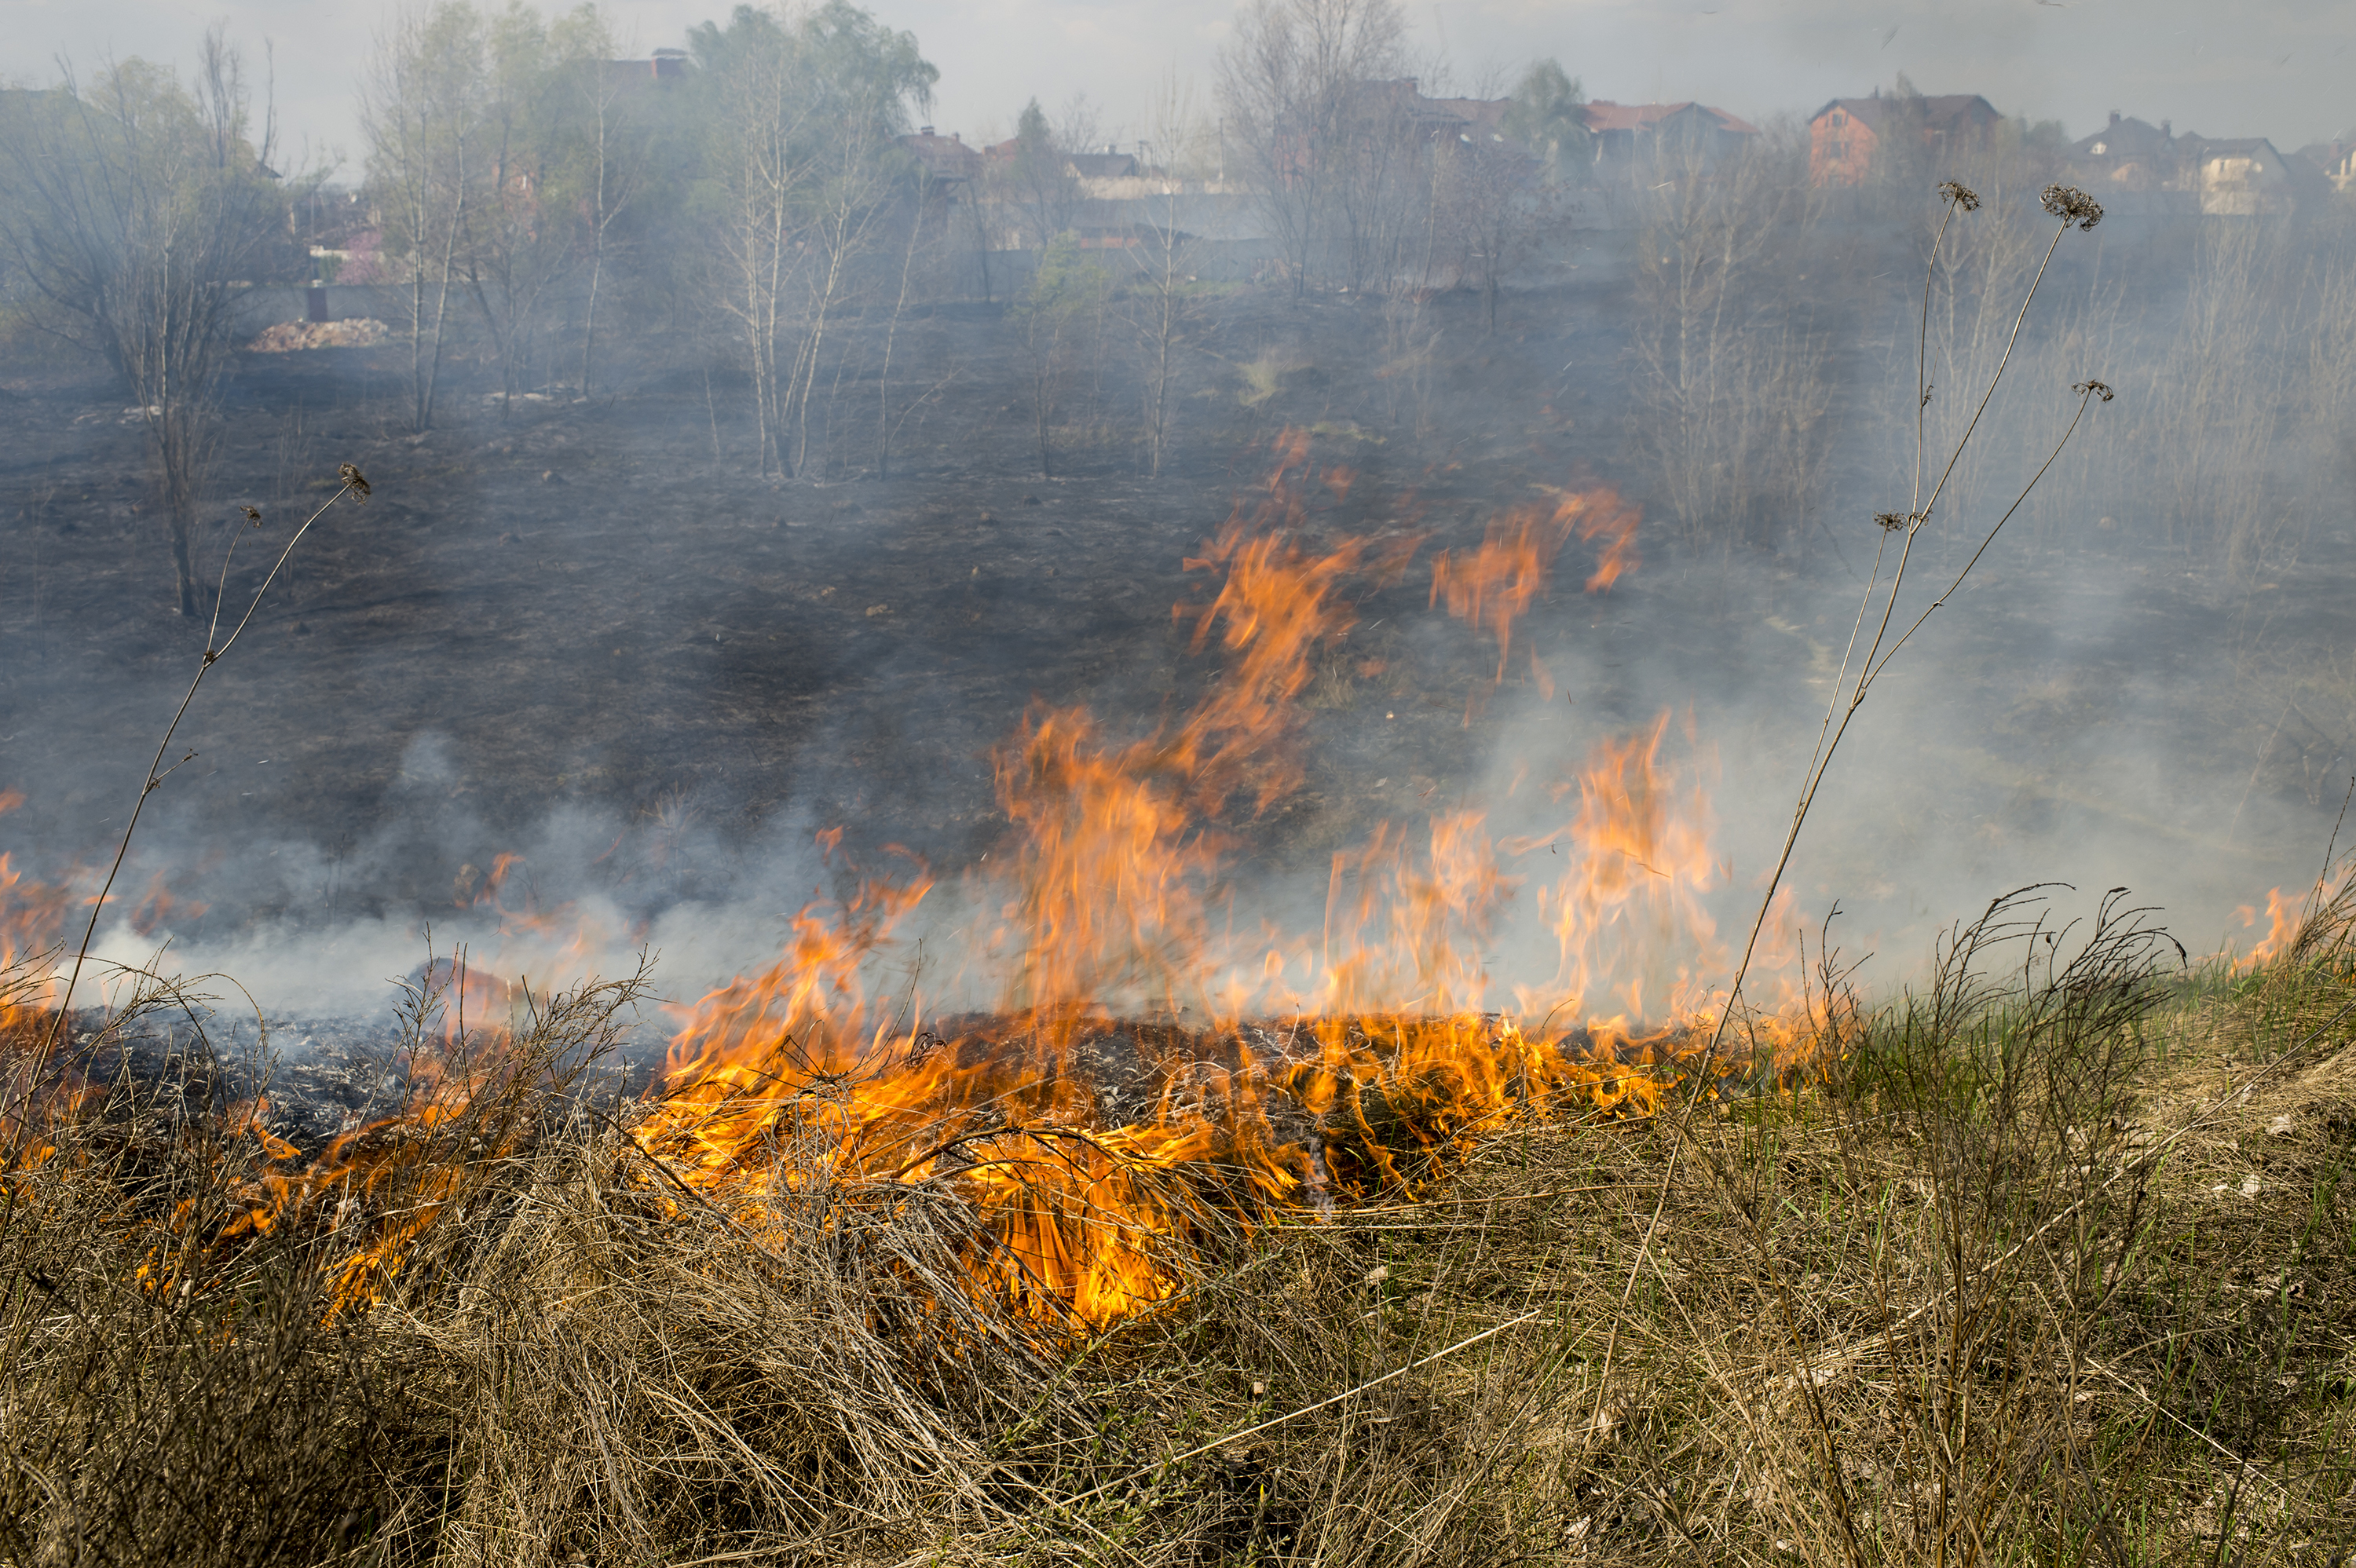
2;796;85;1165
1429;483;1638;682
2237;885;2300;967
610;447;1758;1329
3;436;1813;1330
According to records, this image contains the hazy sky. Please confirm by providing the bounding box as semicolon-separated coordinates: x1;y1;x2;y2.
10;0;2353;175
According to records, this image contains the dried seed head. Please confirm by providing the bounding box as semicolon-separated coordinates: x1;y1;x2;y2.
337;462;371;499
2073;378;2116;402
1937;180;1981;212
242;505;262;525
2040;184;2104;230
1874;511;1908;532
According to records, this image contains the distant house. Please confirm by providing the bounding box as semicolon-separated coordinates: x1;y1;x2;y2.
1582;101;1759;170
1351;79;1513;147
2067;113;2330;215
2183;137;2328;216
979;139;1137;181
2069;111;2185;194
899;127;983;185
1065;151;1140;179
1334;83;1756;179
1809;92;2003;186
2294;133;2356;196
597;49;691;92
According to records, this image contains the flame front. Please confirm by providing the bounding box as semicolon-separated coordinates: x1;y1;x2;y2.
618;447;1770;1329
2;442;1808;1329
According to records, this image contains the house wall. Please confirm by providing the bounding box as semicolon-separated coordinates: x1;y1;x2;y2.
1809;110;1877;186
2200;152;2298;217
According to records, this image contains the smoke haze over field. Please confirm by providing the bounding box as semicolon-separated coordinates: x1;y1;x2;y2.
13;0;2354;176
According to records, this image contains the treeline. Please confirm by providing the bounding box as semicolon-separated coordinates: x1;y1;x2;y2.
345;0;1601;463
357;0;941;461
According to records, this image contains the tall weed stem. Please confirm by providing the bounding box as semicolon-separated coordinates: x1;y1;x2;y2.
42;471;368;1053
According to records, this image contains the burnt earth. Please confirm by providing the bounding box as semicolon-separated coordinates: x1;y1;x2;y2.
0;291;1659;944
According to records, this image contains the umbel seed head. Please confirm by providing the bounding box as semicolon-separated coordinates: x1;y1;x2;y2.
338;462;371;499
2040;185;2104;230
2073;378;2116;402
1874;511;1908;532
1936;180;1981;212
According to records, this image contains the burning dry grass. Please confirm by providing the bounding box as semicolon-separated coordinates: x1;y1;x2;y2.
0;949;1632;1564
4;869;2354;1564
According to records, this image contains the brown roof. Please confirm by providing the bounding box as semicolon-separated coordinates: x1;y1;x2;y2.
1584;100;1760;137
2072;113;2172;160
898;130;982;181
1811;93;2002;133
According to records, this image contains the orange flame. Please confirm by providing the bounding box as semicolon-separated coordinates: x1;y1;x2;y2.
2236;885;2301;968
7;442;1803;1330
1430;484;1641;682
602;459;1743;1329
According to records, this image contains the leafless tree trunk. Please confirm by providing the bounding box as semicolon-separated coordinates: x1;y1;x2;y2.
876;175;930;479
1127;83;1205;477
1627;129;1829;554
0;30;294;615
1218;0;1405;298
573;42;646;399
364;4;482;434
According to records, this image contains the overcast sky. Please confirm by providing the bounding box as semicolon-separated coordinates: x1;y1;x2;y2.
9;0;2353;176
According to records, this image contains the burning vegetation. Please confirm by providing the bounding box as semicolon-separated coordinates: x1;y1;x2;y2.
7;417;2356;1563
6;439;1792;1332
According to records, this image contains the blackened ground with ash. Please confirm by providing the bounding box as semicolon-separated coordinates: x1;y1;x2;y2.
1;287;1652;929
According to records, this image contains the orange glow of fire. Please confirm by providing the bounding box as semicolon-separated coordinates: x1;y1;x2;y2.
2;438;1809;1329
2;795;86;1166
609;450;1766;1329
2236;886;2300;968
1429;484;1641;683
215;960;552;1309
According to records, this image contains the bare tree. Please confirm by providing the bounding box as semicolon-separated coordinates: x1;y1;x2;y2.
1328;76;1431;294
550;11;650;399
1626;126;1830;554
1123;79;1207;476
785;109;902;475
364;3;486;433
998;97;1082;251
874;153;941;479
695;2;934;477
459;5;575;411
1217;0;1406;298
0;33;298;614
1435;125;1570;335
1015;233;1109;477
